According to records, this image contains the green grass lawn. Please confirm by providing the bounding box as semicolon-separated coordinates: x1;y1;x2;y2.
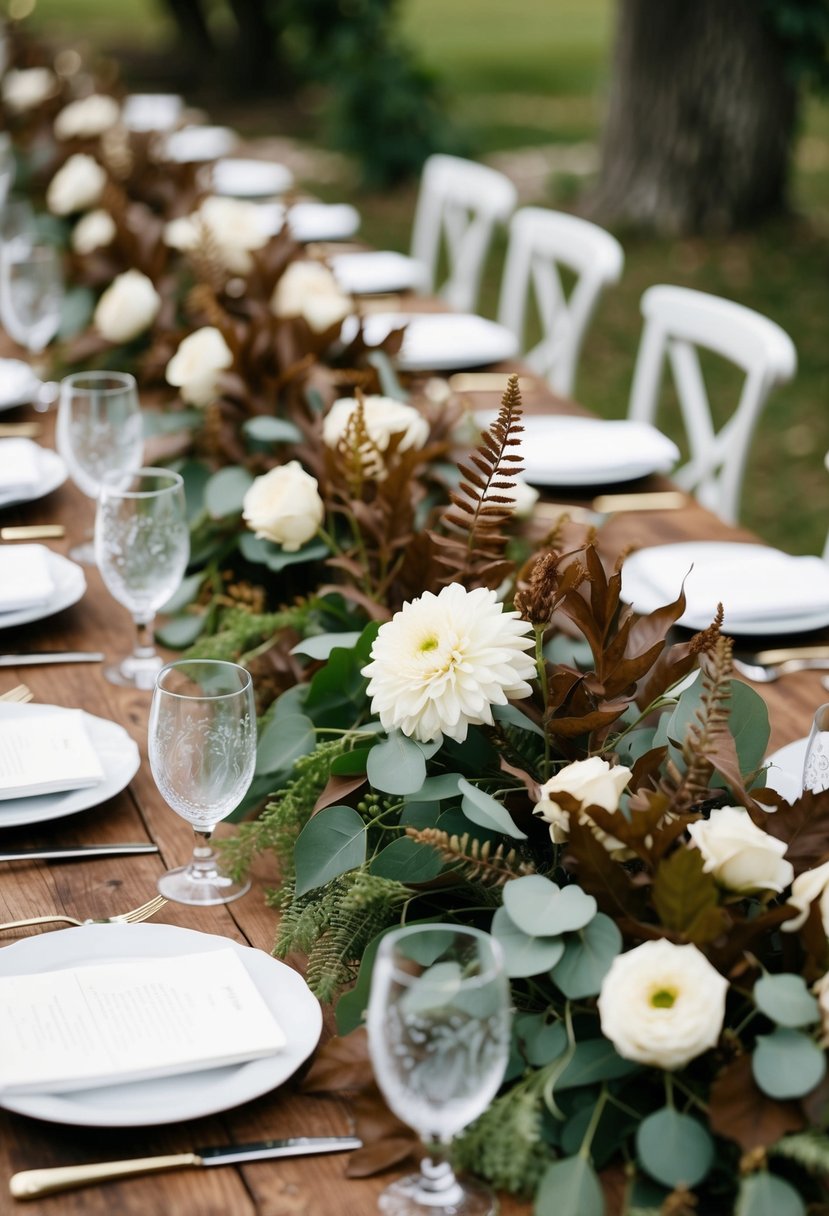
25;0;829;554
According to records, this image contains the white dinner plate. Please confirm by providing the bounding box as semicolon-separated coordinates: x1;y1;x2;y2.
122;93;183;133
209;157;293;198
621;542;829;635
0;924;323;1126
471;414;679;486
258;201;361;243
0;446;66;509
0;549;84;630
0;359;40;412
330;250;430;295
764;737;807;802
345;312;519;372
0;703;139;828
162;125;237;163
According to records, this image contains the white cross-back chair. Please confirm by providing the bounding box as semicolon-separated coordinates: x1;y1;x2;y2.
496;207;624;397
409;153;517;313
628;285;797;524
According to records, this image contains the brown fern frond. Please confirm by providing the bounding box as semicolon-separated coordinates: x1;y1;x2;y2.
333;390;385;494
406;827;535;886
689;603;725;655
679;635;734;807
188;220;227;294
186;282;233;335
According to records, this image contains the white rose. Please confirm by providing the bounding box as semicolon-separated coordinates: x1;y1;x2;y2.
164;196;268;274
271;260;352;333
783;859;829;934
71;208;116;255
598;939;728;1070
54;94;120;141
688;806;793;894
533;756;632;848
94;269;161;343
46;153;106;216
505;477;540;518
242;462;324;551
323;395;429;458
165;327;234;407
3;67;58;113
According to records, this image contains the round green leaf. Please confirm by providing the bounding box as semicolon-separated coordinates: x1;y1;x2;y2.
294;804;367;896
557;1037;638;1089
492;702;545;736
255;712;316;777
753;1028;827;1099
736;1171;806;1216
242;416;303;445
754;973;820;1028
404;774;462;802
515;1013;568;1067
552;912;622;998
534;1155;604;1216
367;731;427;795
291;632;362;661
636;1107;714;1188
459;777;527;840
491;906;564;978
154;612;206;649
504;875;597;937
160;572;204;615
369;837;442;883
204;466;254;519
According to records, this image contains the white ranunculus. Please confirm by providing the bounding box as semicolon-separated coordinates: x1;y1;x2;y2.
54;93;120;141
242;462;324;552
783;859;829;934
71;208;116;255
323;395;429;468
598;939;728;1070
165;326;234;407
46;153;107;216
163;196;268;274
3;67;58;113
505;477;540;518
533;756;632;848
94;269;161;343
362;583;536;744
271;260;352;333
688;806;793;894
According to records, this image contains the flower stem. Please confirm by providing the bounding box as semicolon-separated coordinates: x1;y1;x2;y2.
578;1085;609;1160
534;625;550;779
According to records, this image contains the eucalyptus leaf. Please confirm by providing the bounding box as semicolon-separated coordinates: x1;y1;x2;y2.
636;1107;714;1188
160;571;204;614
753;1028;827;1098
154;612;206;649
294;805;367;896
503;875;597;938
667;677;770;793
534;1155;604;1216
242;415;303;445
204;466;254;519
255;712;316;777
491;906;564;978
367;731;427;795
369;837;442;883
736;1172;806;1216
239;531;329;571
404;774;463;803
271;683;309;720
552;913;622;999
291;632;362;660
492;703;545;737
177;459;211;520
515;1013;568;1067
330;747;372;776
400;803;442;829
459;777;527;840
556;1037;638;1089
58;284;95;339
142;408;201;436
754;973;820;1028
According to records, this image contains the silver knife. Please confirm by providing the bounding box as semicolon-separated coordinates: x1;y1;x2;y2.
0;652;104;667
10;1136;363;1200
0;844;159;862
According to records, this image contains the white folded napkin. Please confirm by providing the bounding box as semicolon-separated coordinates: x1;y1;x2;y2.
0;544;55;613
330;251;429;295
629;545;829;625
0;438;41;503
0;708;105;799
0;358;39;408
352;313;519;370
210;157;293;198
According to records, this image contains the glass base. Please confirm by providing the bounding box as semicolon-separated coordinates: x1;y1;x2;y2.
378;1173;497;1216
157;864;252;907
69;538;96;565
104;654;163;691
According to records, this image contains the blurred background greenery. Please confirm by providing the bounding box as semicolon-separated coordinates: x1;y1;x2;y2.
22;0;829;554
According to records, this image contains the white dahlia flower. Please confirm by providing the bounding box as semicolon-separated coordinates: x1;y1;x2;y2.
362;583;535;744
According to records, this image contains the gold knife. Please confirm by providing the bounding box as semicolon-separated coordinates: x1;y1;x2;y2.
1;525;65;541
0;423;41;438
752;645;829;665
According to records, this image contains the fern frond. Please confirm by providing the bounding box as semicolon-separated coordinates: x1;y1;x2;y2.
406;827;535;886
679;635;733;805
771;1131;829;1175
453;1087;550;1195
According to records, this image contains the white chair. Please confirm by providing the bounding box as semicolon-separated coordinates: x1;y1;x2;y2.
823;451;829;563
409;154;517;313
496;207;624;397
628;285;797;524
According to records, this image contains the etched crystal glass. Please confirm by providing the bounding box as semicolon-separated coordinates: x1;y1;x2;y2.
95;467;189;689
149;659;256;906
367;925;512;1216
0;242;62;354
803;702;829;794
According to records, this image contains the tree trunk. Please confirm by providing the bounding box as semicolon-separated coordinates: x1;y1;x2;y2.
591;0;799;234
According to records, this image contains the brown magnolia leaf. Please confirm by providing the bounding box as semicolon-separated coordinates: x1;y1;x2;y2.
599;1165;627;1216
709;1054;804;1150
563;813;646;918
652;846;724;942
301;1028;373;1094
752;789;829;875
708;902;799;972
313;773;367;815
499;756;541;801
800;1067;829;1126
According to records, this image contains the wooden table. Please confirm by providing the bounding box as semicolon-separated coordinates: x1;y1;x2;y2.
0;377;825;1216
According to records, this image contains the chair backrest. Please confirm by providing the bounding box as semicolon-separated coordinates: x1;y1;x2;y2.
409;153;517;313
496;207;624;397
628;285;797;524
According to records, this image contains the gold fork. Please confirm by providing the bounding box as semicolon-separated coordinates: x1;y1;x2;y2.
0;683;33;704
0;895;168;933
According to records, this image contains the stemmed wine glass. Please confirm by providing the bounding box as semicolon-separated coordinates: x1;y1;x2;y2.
803;703;829;794
57;370;144;563
367;924;512;1216
94;467;190;689
148;659;256;906
0;242;63;359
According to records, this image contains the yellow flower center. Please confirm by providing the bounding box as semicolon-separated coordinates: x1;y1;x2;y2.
419;635;439;653
650;987;678;1009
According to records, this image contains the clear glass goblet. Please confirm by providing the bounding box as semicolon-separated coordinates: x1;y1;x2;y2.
95;467;190;689
57;370;144;563
149;659;256;906
803;702;829;794
367;924;512;1216
0;242;63;357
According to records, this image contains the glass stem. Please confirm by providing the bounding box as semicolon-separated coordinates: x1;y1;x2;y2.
190;829;220;880
417;1138;464;1207
132;615;157;664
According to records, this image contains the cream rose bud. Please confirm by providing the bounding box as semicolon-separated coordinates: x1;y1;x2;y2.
54;93;120;141
164;196;268;274
46;153;107;216
242;462;324;552
165;327;234;407
533;756;632;845
3;67;58;113
71;209;116;255
598;939;728;1070
783;859;829;934
271;260;352;333
323;396;429;455
688;806;794;894
94;269;161;344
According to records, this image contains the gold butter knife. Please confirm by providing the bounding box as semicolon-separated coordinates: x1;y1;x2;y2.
752;645;829;665
1;525;65;540
0;423;41;438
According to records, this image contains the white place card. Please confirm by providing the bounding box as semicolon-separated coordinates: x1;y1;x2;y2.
0;948;286;1094
0;709;105;799
0;544;55;613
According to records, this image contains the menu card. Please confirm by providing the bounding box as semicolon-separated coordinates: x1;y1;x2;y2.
0;710;105;800
0;545;54;613
0;948;286;1094
0;438;40;502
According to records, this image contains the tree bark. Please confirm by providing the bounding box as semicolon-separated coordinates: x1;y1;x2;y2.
591;0;799;234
